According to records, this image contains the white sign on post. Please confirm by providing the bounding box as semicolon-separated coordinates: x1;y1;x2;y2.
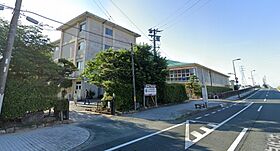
144;84;157;96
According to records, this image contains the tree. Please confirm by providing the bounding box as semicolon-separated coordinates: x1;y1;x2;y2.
83;45;167;111
277;86;280;90
185;75;202;99
0;19;75;119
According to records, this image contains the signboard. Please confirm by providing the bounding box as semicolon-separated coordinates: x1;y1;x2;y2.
144;84;157;96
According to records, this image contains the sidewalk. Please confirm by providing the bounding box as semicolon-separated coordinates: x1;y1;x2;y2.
0;124;90;151
226;88;258;100
124;100;227;121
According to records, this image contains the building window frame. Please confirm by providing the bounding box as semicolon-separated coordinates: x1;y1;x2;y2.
105;28;113;36
78;41;85;51
79;22;86;32
104;44;112;50
76;61;83;70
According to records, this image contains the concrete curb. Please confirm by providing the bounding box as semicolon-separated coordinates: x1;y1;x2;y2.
175;103;228;120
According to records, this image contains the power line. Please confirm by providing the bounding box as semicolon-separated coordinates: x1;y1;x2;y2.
96;0;114;22
109;0;150;41
151;0;193;29
163;0;212;30
161;0;203;29
0;4;137;46
91;0;113;21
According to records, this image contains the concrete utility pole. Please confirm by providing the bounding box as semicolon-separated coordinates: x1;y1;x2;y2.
131;43;137;111
0;0;22;114
148;28;162;57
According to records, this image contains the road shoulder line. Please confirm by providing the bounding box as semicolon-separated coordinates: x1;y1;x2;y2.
227;128;248;151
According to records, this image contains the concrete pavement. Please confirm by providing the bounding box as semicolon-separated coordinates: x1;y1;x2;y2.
0;124;90;151
125;100;227;121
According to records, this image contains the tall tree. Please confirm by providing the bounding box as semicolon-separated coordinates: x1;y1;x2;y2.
83;45;167;111
0;19;75;119
185;75;202;98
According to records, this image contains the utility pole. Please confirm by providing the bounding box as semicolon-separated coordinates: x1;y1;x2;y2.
240;66;247;86
250;70;256;86
0;0;22;114
148;28;162;57
131;43;137;111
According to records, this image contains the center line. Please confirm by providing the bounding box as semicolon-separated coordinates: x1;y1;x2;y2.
195;117;202;120
211;112;216;114
227;128;248;151
257;106;263;112
204;114;210;116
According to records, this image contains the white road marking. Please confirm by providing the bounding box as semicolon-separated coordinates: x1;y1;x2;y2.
227;128;248;151
104;122;185;151
257;106;263;112
185;102;253;149
185;120;192;149
211;111;216;114
191;131;203;138
264;98;267;102
217;109;221;112
195;117;202;120
106;102;255;151
200;126;211;133
207;123;218;128
204;114;210;117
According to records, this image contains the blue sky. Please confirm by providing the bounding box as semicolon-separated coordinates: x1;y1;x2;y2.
1;0;280;87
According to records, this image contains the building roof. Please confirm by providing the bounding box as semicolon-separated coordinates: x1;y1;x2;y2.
167;60;229;77
167;60;192;67
57;11;141;37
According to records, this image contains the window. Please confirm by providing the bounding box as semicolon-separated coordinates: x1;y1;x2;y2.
76;61;83;70
104;44;112;50
105;28;113;36
79;23;86;32
76;82;82;90
78;41;85;50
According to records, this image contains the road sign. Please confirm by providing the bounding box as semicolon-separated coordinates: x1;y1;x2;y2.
144;84;157;96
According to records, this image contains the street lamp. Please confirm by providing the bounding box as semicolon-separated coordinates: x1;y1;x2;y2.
232;58;241;88
251;70;256;86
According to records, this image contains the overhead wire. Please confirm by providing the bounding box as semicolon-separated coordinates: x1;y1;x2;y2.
163;0;212;30
0;3;138;51
109;0;151;42
151;0;193;29
91;0;113;21
160;0;203;29
96;0;114;22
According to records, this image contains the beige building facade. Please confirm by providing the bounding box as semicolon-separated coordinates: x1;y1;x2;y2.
53;12;140;100
167;60;230;87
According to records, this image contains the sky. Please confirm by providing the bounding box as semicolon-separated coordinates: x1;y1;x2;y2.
1;0;280;87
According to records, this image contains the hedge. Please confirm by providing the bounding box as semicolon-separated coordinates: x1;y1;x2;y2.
162;83;189;104
206;86;232;95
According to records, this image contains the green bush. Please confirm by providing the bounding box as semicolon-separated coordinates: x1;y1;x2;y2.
162;83;188;104
1;78;57;119
207;86;232;95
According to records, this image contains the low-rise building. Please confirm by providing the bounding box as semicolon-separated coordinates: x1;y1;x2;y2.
167;60;229;87
53;11;141;100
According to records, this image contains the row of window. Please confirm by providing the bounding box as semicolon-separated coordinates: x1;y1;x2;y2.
79;22;113;37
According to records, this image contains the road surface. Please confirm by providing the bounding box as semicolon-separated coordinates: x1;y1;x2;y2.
76;89;280;151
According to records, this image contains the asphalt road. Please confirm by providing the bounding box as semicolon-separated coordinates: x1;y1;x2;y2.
76;89;280;151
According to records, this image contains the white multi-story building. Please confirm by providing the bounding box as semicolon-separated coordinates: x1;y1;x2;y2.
167;60;230;87
53;11;141;99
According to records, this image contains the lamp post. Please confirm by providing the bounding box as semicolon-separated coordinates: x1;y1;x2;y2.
250;70;256;86
232;58;241;99
232;58;241;89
